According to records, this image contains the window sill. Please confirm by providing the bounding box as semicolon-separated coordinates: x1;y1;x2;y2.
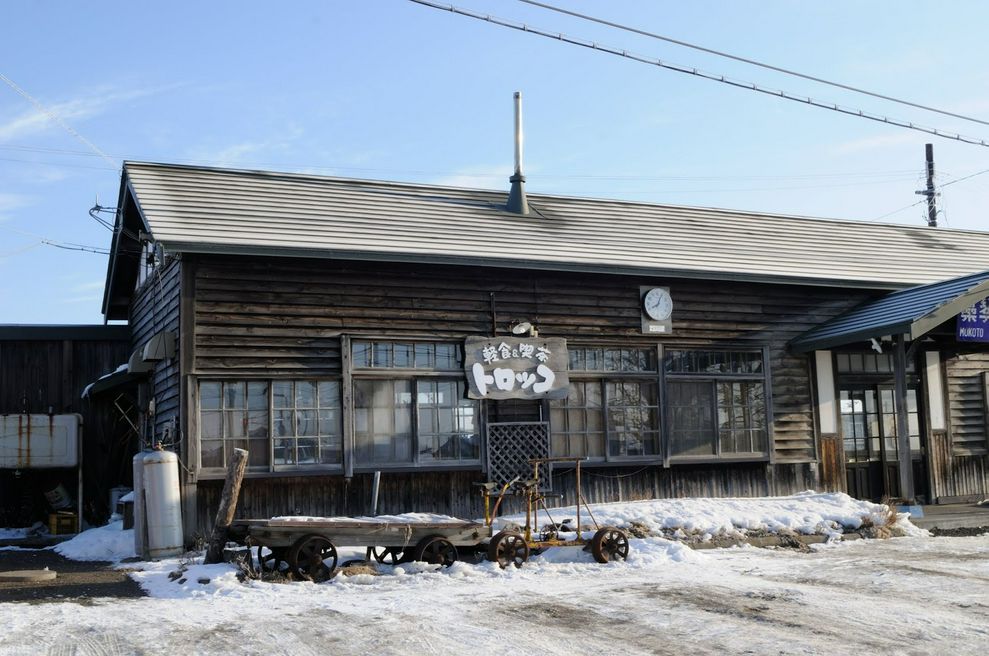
197;467;344;481
668;454;771;465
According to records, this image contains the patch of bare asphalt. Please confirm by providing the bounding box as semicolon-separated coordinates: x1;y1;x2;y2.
631;584;812;634
0;549;145;604
498;600;679;656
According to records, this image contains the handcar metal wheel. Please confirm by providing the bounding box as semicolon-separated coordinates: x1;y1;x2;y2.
369;546;403;565
412;535;458;567
287;534;339;582
256;545;287;574
590;526;630;564
487;530;530;569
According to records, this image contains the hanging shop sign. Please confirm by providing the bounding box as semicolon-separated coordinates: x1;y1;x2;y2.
956;297;989;342
464;337;569;400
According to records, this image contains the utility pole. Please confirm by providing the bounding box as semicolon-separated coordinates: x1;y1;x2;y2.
915;143;938;227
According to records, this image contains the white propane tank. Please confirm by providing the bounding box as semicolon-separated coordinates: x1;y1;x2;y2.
132;452;148;559
143;450;184;558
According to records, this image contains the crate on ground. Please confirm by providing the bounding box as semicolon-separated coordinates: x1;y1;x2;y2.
49;511;77;535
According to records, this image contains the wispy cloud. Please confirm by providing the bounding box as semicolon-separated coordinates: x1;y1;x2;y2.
0;85;175;143
0;193;33;222
185;125;306;168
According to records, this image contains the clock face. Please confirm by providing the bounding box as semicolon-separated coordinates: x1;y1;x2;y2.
643;288;673;321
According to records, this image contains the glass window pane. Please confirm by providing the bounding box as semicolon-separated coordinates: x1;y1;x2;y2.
295;381;317;408
200;382;221;410
373;342;392;368
272;381;293;408
225;410;246;438
247;382;268;410
201;411;222;439
319;435;342;464
296;409;317;436
393;343;413;368
297;438;318;464
353;341;372;368
247;410;269;438
201;440;224;468
669;381;715;457
318;381;340;409
273;410;293;437
414;343;434;368
224;382;246;409
247;440;269;468
354;379;413;464
318;409;341;437
435;343;458;369
273;438;295;465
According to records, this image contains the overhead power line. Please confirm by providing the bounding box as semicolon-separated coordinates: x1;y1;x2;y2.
0;224;111;255
410;1;989;148
0;73;119;167
518;0;989;129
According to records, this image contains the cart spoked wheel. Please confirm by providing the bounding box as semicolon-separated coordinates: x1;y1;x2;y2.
590;527;630;564
287;534;339;582
369;546;403;565
256;545;288;575
412;535;458;567
488;530;530;569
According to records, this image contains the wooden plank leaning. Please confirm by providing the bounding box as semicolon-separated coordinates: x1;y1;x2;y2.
203;448;249;564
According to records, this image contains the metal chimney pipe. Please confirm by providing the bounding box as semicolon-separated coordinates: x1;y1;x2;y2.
507;91;530;215
514;92;524;175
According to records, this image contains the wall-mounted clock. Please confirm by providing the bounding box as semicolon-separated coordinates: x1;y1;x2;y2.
642;287;673;322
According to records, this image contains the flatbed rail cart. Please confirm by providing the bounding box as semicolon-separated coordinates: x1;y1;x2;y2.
227;517;487;582
228;458;629;582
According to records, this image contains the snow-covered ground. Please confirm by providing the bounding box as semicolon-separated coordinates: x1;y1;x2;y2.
2;493;987;655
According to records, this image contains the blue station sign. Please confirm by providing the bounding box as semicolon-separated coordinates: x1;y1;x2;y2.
957;297;989;342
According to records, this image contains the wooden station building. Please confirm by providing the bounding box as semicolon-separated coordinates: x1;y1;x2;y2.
96;161;989;541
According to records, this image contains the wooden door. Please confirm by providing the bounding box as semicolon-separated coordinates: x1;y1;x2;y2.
840;386;926;501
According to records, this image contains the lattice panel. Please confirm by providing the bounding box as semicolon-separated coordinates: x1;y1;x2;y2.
486;422;551;490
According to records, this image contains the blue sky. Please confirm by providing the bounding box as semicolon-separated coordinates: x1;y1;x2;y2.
3;1;989;324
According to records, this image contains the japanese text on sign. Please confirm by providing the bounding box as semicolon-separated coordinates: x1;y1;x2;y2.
957;297;989;342
464;337;569;400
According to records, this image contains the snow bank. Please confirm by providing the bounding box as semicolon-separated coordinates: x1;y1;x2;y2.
494;491;910;540
0;527;33;540
53;520;135;562
271;512;466;524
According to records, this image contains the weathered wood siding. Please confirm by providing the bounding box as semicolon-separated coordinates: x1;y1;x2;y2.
818;435;846;493
945;352;989;455
190;255;869;463
931;350;989;500
0;334;131;524
131;257;182;440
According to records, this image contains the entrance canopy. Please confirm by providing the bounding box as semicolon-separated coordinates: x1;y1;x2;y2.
791;269;989;353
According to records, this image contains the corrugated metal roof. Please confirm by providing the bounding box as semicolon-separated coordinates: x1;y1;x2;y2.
122;161;989;289
790;269;989;352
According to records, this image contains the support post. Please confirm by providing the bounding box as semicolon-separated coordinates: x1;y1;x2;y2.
203;448;248;564
370;470;381;516
893;336;915;503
